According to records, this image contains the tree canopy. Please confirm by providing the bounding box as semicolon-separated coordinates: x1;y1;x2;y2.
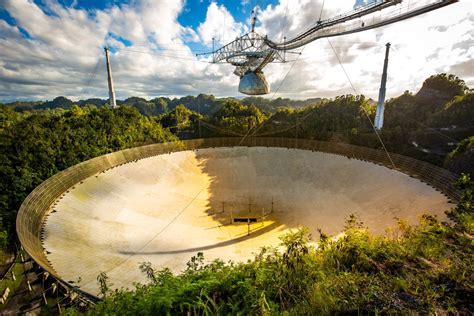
0;105;175;239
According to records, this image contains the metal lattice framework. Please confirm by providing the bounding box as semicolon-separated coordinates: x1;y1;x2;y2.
265;0;458;50
206;32;285;77
198;0;458;94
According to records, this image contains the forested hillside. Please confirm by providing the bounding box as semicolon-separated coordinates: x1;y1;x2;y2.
155;74;473;174
1;73;472;244
3;94;322;116
0;73;472;314
0;106;176;244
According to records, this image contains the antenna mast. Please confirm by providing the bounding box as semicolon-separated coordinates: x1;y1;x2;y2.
374;42;390;130
251;7;258;32
104;46;117;108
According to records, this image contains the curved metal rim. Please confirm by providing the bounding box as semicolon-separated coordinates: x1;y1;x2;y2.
16;137;461;300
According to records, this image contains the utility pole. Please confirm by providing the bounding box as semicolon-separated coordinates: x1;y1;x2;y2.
104;46;117;109
374;43;390;130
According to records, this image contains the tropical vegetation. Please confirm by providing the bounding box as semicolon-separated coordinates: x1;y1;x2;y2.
69;175;473;314
0;73;472;313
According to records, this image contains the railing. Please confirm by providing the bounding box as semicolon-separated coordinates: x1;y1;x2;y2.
16;137;461;300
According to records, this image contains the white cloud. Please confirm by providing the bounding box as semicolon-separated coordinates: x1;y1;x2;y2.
0;0;237;101
0;0;472;102
198;2;248;46
256;0;473;99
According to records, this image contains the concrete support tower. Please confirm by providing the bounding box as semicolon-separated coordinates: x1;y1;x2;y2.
374;43;391;130
104;47;117;108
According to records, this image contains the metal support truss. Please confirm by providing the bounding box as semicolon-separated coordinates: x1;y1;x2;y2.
265;0;458;50
197;32;285;77
196;0;458;94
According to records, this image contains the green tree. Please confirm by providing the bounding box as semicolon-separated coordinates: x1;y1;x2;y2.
0;105;175;236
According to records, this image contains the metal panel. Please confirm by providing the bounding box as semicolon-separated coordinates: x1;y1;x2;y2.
16;137;461;301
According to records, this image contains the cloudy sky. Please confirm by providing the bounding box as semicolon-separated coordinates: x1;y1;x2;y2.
0;0;472;102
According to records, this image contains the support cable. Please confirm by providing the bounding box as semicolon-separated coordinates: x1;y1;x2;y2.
222;0;226;42
198;119;247;136
238;0;324;143
327;38;396;169
388;45;461;143
279;0;290;41
253;109;315;137
82;54;103;97
68;185;207;296
119;48;212;63
318;0;326;22
237;44;306;142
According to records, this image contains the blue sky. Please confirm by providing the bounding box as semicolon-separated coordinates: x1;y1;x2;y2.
0;0;270;37
0;0;472;101
0;0;276;55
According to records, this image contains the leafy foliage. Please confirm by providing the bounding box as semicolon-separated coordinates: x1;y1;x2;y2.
76;196;473;314
257;95;373;140
445;136;474;175
430;93;474;128
0;230;7;250
210;100;267;135
159;104;202;137
0;73;472;313
418;73;469;100
0;105;176;238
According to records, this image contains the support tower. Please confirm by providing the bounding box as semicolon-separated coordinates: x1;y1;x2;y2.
104;47;117;108
374;43;391;130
